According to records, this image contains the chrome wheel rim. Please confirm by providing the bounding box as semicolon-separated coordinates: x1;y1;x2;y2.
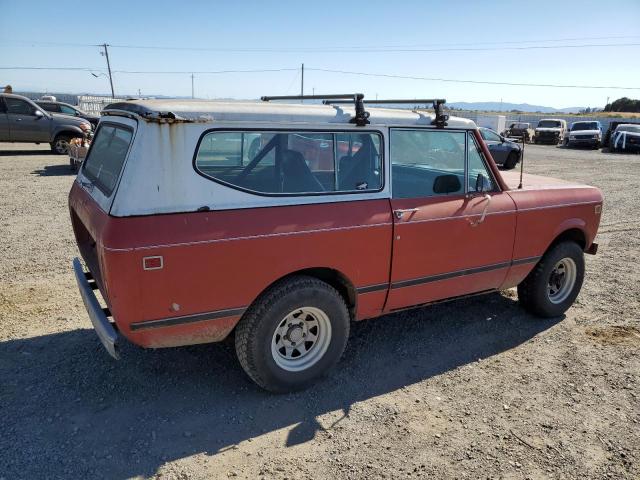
54;139;70;154
271;306;332;372
547;258;577;304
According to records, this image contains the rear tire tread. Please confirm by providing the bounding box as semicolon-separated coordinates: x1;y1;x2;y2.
235;275;349;392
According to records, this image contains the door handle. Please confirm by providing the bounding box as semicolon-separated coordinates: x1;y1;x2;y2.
469;194;491;227
394;208;419;219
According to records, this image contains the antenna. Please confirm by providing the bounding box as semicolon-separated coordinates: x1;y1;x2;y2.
518;135;525;189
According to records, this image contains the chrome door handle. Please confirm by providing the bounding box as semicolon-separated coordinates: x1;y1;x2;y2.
470;194;491;227
394;208;419;219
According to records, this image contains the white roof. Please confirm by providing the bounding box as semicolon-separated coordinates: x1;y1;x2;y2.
103;99;477;129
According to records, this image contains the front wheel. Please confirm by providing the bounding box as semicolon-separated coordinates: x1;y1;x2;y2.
517;241;585;318
235;276;350;392
50;134;72;155
504;151;519;170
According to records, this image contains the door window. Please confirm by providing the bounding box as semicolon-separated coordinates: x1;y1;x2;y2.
5;98;36;115
468;133;496;193
195;131;382;195
480;129;501;142
390;129;465;198
60;105;77;115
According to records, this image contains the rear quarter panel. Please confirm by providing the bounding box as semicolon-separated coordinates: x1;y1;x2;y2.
102;200;392;348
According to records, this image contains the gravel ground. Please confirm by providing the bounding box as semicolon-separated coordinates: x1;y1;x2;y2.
0;142;638;480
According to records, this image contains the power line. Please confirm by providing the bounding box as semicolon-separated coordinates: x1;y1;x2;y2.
0;66;104;71
0;66;296;75
92;41;640;53
306;67;640;90
112;68;298;74
1;37;639;53
2;65;637;90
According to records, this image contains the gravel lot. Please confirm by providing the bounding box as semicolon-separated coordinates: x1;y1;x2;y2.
0;142;638;479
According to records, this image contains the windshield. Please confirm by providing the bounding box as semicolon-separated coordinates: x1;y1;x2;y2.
571;122;598;131
538;120;562;128
513;123;529;129
617;125;640;133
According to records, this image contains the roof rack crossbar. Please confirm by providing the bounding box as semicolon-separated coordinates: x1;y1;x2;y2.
323;98;448;128
323;98;446;105
261;93;370;127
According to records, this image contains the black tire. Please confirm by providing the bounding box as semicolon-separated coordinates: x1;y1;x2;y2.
504;151;519;170
235;275;350;392
50;134;72;155
517;241;585;318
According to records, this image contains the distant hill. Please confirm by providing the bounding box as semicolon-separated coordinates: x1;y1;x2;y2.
447;101;587;114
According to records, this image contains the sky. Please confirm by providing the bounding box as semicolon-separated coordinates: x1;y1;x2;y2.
1;0;639;109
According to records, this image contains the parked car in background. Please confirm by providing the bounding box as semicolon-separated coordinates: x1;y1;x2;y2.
0;93;92;154
36;100;99;127
69;97;602;392
610;124;640;153
479;127;521;169
603;120;640;149
534;119;568;145
566;121;603;149
504;122;534;142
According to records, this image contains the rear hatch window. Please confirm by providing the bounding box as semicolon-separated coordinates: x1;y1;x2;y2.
83;123;133;196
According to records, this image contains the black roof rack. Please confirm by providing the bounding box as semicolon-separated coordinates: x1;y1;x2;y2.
261;93;370;126
322;98;448;128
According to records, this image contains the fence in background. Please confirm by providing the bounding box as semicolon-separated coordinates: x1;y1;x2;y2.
16;91;79;105
77;95;126;115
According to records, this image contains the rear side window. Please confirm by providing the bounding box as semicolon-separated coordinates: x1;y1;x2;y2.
82;124;133;196
39;103;59;113
195;131;382;195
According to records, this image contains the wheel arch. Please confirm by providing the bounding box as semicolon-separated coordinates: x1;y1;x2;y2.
547;225;587;252
246;267;358;322
52;127;83;141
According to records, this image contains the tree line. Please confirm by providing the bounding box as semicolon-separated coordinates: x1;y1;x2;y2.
604;97;640;113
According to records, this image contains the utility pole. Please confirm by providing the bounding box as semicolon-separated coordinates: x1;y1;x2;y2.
300;63;304;102
101;43;115;98
191;74;195;99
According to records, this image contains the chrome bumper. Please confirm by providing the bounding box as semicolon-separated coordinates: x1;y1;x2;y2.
72;257;119;359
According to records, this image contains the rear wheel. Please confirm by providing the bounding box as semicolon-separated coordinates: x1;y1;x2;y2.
504;151;519;170
517;241;585;318
50;134;72;155
235;275;350;392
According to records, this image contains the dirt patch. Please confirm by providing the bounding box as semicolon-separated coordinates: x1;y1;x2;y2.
1;143;639;479
586;325;640;345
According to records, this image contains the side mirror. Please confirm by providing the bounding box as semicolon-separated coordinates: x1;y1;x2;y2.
475;173;488;192
34;110;44;118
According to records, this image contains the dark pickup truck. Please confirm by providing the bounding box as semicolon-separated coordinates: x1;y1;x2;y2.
0;93;92;154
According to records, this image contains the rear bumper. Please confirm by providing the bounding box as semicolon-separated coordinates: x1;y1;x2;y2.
73;257;119;359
